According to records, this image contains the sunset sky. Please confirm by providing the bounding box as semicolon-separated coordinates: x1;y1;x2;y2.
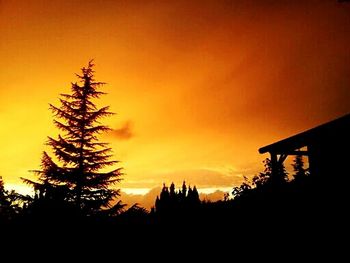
1;0;350;203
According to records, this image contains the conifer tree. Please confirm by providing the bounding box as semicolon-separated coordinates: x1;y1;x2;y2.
181;181;187;199
160;184;170;204
169;182;176;198
191;186;200;204
22;61;122;216
292;155;308;180
155;196;160;212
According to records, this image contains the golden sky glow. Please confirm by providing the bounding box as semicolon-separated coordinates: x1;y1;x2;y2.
1;0;350;197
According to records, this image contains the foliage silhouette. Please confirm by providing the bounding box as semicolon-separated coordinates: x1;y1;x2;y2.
232;176;251;199
22;61;123;218
0;176;21;222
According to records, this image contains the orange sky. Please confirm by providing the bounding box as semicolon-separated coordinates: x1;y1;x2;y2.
1;0;350;197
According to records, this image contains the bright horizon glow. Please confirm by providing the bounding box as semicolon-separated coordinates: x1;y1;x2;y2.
121;188;151;196
5;184;33;196
5;184;232;197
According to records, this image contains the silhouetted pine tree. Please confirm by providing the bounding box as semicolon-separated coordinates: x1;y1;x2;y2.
160;184;170;206
187;186;193;198
188;185;200;206
22;61;122;216
192;186;199;203
169;182;176;198
181;181;187;199
274;159;288;184
155;196;160;212
292;155;308;180
169;182;177;210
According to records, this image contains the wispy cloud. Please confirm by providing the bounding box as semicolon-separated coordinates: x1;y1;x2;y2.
110;121;134;140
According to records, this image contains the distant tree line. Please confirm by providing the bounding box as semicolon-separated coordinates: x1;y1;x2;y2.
152;181;200;219
0;151;332;228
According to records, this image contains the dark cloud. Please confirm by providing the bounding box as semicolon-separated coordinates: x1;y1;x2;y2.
111;121;134;140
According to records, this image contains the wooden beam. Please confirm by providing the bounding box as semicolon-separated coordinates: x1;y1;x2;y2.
270;153;277;164
278;154;287;164
270;153;278;179
283;150;308;156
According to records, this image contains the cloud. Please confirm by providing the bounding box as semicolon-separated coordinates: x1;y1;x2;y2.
110;121;134;140
200;190;226;203
121;168;247;189
149;168;248;189
120;187;162;210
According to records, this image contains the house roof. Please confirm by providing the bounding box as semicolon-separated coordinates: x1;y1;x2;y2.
259;113;350;154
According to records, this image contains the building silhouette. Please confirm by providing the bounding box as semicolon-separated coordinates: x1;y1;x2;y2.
259;113;349;180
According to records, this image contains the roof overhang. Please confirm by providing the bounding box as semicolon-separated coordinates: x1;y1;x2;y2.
259;113;350;154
